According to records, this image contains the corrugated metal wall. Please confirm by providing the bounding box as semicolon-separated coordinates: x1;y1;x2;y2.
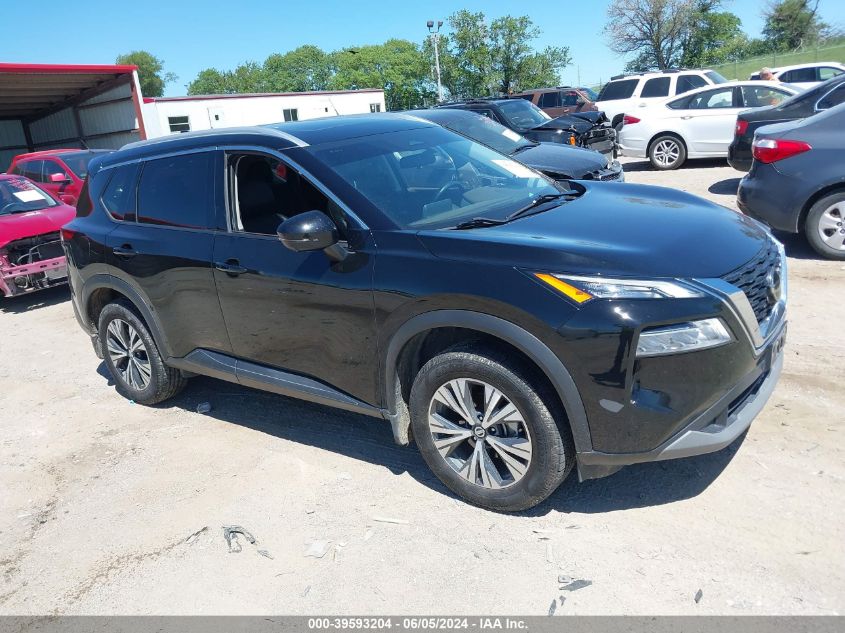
0;120;26;171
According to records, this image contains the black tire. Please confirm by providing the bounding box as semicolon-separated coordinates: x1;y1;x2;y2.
648;134;686;170
804;192;845;260
98;300;186;405
409;345;574;512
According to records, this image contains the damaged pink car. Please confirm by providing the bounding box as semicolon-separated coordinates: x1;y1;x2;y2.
0;174;75;298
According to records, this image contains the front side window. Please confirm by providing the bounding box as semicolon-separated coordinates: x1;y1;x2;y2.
741;86;791;108
42;160;68;181
283;108;299;122
58;151;104;179
561;91;581;106
539;91;561;108
818;66;843;81
17;160;45;183
168;116;191;133
688;87;735;109
817;84;845;110
307;126;565;230
641;77;671;98
676;74;708;95
137;152;214;229
597;79;637;101
0;177;57;215
101;164;139;221
496;99;551;128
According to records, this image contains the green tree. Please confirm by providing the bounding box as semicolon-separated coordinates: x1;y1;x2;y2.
187;68;232;95
263;45;332;92
605;0;696;70
490;16;571;93
763;0;827;51
116;51;177;97
680;1;748;67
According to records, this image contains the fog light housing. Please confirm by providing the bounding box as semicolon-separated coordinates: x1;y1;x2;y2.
636;318;731;357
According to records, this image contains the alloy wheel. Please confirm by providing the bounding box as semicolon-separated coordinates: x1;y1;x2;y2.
817;203;845;251
427;378;533;489
106;318;152;391
652;139;680;167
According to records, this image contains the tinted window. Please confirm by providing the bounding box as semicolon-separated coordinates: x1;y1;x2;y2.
416;110;530;155
688;87;735;109
597;79;637;101
818;66;843;81
676;74;708;95
19;160;44;182
43;160;67;181
496;99;551;127
101;164;139;221
561;91;581;106
539;92;561;108
741;86;791;108
781;67;816;83
818;84;845;110
641;77;670;98
137;153;214;229
59;151;105;178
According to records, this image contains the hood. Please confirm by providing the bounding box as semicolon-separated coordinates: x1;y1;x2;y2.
417;182;771;278
568;111;609;125
530;115;594;134
515;143;607;178
0;204;75;248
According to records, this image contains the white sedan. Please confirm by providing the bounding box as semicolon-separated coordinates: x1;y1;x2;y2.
618;81;800;170
750;62;845;90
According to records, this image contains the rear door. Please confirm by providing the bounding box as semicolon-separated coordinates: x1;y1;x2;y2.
105;150;231;359
678;86;742;154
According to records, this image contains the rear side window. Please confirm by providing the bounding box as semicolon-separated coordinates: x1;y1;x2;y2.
640;77;670;98
597;79;637;101
676;74;708;95
539;91;561;108
18;160;44;182
101;164;139;221
137;152;214;229
781;67;816;83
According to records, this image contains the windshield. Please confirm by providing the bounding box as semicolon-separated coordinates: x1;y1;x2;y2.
418;111;534;155
308;126;565;230
705;71;728;84
59;151;104;179
496;100;552;128
0;178;58;215
580;87;599;101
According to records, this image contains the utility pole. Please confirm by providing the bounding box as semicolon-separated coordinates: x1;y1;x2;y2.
427;20;444;103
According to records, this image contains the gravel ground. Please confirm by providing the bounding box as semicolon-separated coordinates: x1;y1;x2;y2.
1;157;843;615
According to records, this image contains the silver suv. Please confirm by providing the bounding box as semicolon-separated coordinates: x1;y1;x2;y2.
595;69;729;129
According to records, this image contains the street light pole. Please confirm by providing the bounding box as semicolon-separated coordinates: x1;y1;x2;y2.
427;20;444;103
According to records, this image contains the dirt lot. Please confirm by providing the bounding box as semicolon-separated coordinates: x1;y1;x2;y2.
1;158;843;616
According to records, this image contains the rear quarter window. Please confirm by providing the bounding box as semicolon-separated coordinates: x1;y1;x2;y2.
100;164;139;221
597;79;638;101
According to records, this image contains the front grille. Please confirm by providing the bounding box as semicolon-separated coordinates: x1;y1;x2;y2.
722;239;782;324
590;164;623;181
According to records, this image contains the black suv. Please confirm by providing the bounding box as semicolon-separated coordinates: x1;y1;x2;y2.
438;98;617;158
64;114;786;511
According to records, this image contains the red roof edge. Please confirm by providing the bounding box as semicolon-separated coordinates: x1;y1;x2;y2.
0;62;139;74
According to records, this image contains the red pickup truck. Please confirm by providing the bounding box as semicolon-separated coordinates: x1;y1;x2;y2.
0;174;74;298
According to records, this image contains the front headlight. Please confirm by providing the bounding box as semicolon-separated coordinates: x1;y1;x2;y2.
636;318;732;357
534;273;703;304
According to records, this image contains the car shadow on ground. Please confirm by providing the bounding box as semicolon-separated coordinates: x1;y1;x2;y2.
0;285;69;314
620;158;729;173
97;369;743;516
775;230;824;261
708;177;741;195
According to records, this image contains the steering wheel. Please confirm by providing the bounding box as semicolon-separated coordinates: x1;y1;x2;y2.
0;202;26;215
433;179;465;205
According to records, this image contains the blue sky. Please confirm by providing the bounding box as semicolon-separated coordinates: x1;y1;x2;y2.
1;0;843;96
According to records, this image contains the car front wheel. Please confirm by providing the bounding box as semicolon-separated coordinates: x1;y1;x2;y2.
649;135;686;170
98;301;186;405
409;345;574;512
805;192;845;260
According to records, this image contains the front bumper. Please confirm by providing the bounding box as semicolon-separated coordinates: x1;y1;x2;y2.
577;321;786;480
0;254;68;298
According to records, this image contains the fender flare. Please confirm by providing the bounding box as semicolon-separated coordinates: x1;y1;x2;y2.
383;310;592;453
80;274;173;359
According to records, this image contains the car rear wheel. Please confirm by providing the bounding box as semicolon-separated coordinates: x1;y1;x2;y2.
98;301;186;405
805;192;845;260
649;135;686;170
409;345;574;512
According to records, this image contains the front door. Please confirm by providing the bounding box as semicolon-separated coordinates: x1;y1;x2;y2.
680;87;741;155
211;150;378;404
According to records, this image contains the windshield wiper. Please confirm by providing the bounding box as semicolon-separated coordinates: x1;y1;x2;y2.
451;217;508;230
511;142;537;155
505;192;572;221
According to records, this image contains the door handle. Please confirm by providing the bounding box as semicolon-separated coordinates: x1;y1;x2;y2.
214;259;248;276
681;115;694;120
112;244;137;258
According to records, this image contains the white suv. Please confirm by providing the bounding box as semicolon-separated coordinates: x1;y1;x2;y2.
749;62;845;90
595;69;729;129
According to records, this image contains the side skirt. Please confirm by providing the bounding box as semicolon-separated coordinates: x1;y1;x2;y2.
168;349;386;420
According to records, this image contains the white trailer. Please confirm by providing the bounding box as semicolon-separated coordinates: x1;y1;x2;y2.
141;89;387;138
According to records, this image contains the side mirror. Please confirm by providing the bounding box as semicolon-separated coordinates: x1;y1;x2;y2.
277;210;348;262
50;172;71;183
